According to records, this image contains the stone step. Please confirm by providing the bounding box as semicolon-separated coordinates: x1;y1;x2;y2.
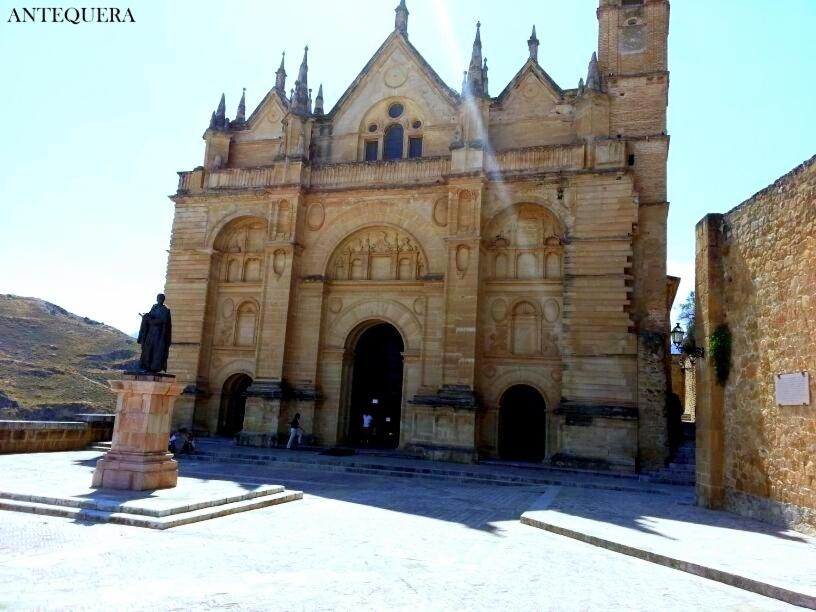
0;484;286;518
668;463;695;472
177;451;681;494
644;470;695;485
0;489;302;530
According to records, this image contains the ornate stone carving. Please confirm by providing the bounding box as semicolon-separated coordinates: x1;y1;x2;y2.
214;218;267;284
484;204;564;281
543;299;560;323
272;249;287;277
432;197;449;227
329;297;343;314
413;296;426;316
328;226;426;282
491;299;508;322
306;202;326;231
455;244;470;277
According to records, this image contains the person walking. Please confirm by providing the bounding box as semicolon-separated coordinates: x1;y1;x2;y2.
287;413;303;449
361;412;373;446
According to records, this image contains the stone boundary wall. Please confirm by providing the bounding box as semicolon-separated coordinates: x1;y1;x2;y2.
0;414;114;454
695;156;816;535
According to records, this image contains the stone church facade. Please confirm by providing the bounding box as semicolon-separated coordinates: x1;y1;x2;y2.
166;0;673;470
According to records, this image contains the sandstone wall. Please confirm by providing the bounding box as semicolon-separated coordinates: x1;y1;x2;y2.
695;156;816;534
0;415;113;454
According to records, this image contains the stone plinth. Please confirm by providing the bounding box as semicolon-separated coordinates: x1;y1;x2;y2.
92;374;183;491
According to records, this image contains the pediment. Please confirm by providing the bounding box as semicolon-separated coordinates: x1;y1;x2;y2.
329;33;460;132
234;89;290;142
494;61;563;113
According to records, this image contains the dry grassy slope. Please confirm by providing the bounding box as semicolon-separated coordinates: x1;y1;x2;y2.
0;294;138;420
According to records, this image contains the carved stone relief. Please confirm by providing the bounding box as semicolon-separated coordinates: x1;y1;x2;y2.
432;197;449;227
485;204;564;281
214;218;267;284
328;226;426;281
329;297;343;314
307;203;325;231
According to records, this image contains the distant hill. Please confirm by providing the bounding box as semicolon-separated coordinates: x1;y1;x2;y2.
0;295;138;421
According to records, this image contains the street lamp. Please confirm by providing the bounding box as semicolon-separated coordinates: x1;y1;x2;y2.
671;323;705;366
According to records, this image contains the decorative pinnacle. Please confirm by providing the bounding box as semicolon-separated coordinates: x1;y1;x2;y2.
235;87;246;123
395;0;409;37
586;51;601;91
314;83;325;115
528;25;540;62
275;51;287;91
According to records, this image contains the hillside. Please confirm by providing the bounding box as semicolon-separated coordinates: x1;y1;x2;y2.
0;295;139;420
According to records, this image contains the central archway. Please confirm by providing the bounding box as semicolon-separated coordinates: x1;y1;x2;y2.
218;373;252;436
499;385;547;461
345;322;405;448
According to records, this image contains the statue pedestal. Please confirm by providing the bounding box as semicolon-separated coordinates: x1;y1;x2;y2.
92;374;184;491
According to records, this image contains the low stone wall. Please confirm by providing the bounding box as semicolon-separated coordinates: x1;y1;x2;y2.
695;156;816;535
0;414;114;454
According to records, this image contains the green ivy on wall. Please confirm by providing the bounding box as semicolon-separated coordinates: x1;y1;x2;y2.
710;324;732;385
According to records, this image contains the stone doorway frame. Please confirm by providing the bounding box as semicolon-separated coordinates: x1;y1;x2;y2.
338;319;408;448
497;383;548;462
217;373;253;436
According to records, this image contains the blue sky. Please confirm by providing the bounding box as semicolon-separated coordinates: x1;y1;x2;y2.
1;0;814;334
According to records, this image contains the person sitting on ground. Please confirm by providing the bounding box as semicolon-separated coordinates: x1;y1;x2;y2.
182;431;196;454
287;413;303;449
168;432;178;454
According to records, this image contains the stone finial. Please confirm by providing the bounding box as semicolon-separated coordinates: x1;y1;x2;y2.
292;46;311;114
236;88;246;123
528;25;539;62
275;51;287;92
395;0;409;38
314;83;325;115
578;77;585;94
211;93;227;130
466;21;485;97
461;71;468;96
586;51;601;91
483;58;489;96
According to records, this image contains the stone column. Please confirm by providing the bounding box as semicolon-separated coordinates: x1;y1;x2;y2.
92;374;184;491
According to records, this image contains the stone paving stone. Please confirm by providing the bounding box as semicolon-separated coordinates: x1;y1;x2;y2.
521;487;816;608
0;450;804;611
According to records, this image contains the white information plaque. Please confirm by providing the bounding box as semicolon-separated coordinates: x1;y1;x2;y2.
775;372;810;406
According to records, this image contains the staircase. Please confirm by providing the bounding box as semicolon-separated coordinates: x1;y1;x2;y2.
645;423;696;485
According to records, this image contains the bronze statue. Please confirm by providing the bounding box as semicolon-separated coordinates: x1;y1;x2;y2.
137;294;172;373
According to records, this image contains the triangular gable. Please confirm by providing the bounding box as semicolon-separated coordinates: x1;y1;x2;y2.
326;31;460;120
493;60;563;107
242;87;290;129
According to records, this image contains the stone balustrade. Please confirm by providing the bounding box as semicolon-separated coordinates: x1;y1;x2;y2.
311;156;451;189
176;140;627;195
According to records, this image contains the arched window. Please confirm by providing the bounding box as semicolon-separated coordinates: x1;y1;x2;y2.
383;124;404;161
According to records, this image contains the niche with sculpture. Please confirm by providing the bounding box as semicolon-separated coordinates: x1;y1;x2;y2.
328;226;427;281
484;204;564;281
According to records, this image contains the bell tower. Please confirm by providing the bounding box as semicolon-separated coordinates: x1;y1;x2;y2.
597;0;670;138
597;0;672;470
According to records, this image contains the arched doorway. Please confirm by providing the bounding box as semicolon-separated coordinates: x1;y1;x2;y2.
218;374;252;436
347;322;404;448
499;385;547;461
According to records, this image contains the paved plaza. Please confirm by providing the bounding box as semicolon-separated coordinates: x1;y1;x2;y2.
0;451;810;611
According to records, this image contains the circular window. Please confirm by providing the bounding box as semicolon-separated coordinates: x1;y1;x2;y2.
368;123;378;133
412;120;422;129
388;103;404;119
